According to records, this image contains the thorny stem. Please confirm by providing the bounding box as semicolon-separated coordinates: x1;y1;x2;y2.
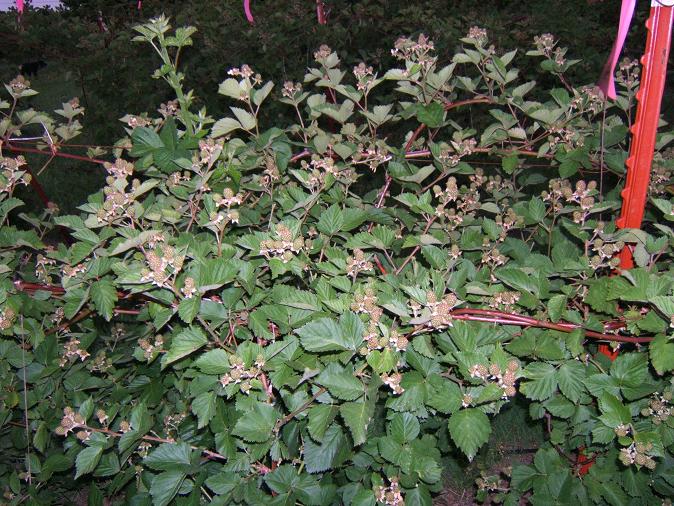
275;387;328;432
395;216;437;274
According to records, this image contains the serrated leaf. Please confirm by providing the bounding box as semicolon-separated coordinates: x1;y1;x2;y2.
597;392;631;428
296;312;362;352
178;296;201;324
150;470;186;506
557;361;585;402
547;294;566;322
389;413;420;443
144;442;192;471
211;117;242;138
308;404;338;441
161;327;208;369
416;102;444;128
340;400;374;446
230;107;256;130
90;278;117;321
528;197;546;222
194;349;230;374
317;204;344;235
520;362;558;401
233;403;278;442
316;363;364;400
192;391;217;429
448;409;491;461
304;424;348;473
650;334;674;375
75;446;103;479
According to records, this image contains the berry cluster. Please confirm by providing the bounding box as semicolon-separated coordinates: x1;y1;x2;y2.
619;442;656;469
374;477;404;506
259;224;305;263
469;360;519;398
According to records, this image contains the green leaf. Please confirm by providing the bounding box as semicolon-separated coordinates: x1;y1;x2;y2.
416;102;444;128
192;391;217;429
366;348;399;374
144;442;192;472
230;107;257;130
340;400;375;446
178;296;201;324
317;204;344;235
211;117;242;138
316;363;364;400
520;362;558;401
150;470;186;506
557;361;585;403
389;413;420;443
90;278;118;321
547;294;566;323
304;424;349;473
308;404;338;441
597;392;631;428
650;334;674;375
448;409;491;461
528;197;546;222
75;446;103;479
161;327;208;369
502;155;519;174
295;312;362;352
233;403;279;442
194;349;230;374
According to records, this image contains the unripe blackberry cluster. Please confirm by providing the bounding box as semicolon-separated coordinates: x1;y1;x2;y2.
138;334;164;361
59;337;90;367
0;155;31;194
615;57;640;89
391;33;436;69
481;247;507;269
87;350;113;373
382;372;404;395
259;224;304;264
374;477;404;506
197;138;224;167
62;263;87;280
140;245;184;288
219;354;266;395
641;390;673;425
619;442;656;469
0;307;16;331
35;253;56;283
488;291;520;311
589;238;623;270
353;62;375;92
346;249;374;278
614;424;630;437
214;187;243;208
354;144;389;172
416;290;459;329
281;80;302;99
469;360;519;398
97;160;139;224
438;138;477;168
54;407;85;436
181;277;197;298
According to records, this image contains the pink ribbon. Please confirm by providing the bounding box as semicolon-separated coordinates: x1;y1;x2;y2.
16;0;24;14
243;0;254;24
597;0;637;100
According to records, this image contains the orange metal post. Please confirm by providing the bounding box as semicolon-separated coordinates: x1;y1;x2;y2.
599;2;674;361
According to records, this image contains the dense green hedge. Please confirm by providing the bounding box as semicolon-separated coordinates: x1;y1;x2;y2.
1;12;674;506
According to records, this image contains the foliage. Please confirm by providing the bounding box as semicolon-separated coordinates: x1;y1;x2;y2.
1;15;674;505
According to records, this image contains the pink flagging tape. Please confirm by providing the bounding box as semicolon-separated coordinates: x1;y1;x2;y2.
16;0;23;14
597;0;637;100
244;0;254;24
